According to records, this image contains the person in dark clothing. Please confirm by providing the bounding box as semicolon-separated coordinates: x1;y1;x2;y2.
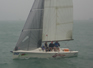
44;42;49;51
49;41;54;47
49;41;56;51
54;41;60;51
45;42;48;48
54;41;60;47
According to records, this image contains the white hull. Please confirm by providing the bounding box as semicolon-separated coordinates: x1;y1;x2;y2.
13;48;78;59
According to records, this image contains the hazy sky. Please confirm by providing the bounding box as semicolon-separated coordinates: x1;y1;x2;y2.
0;0;93;21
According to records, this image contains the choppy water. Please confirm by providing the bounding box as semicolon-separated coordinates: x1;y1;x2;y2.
0;20;93;68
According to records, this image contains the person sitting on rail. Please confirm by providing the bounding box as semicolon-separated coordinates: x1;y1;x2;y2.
54;41;60;51
44;42;49;51
42;45;45;51
49;41;56;51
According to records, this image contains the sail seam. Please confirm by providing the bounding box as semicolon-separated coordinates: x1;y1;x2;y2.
23;29;42;31
32;9;44;10
32;9;44;11
44;6;73;8
56;22;73;25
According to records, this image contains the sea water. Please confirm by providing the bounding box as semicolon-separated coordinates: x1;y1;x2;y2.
0;20;93;68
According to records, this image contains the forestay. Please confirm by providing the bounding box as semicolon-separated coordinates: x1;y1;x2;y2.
15;0;44;50
42;0;73;41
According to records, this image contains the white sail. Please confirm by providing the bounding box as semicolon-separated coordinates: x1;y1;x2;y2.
42;0;73;41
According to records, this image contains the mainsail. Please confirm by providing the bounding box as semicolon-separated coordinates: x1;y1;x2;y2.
15;0;44;50
42;0;73;41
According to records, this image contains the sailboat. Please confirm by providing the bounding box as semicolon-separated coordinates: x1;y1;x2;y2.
12;0;78;59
